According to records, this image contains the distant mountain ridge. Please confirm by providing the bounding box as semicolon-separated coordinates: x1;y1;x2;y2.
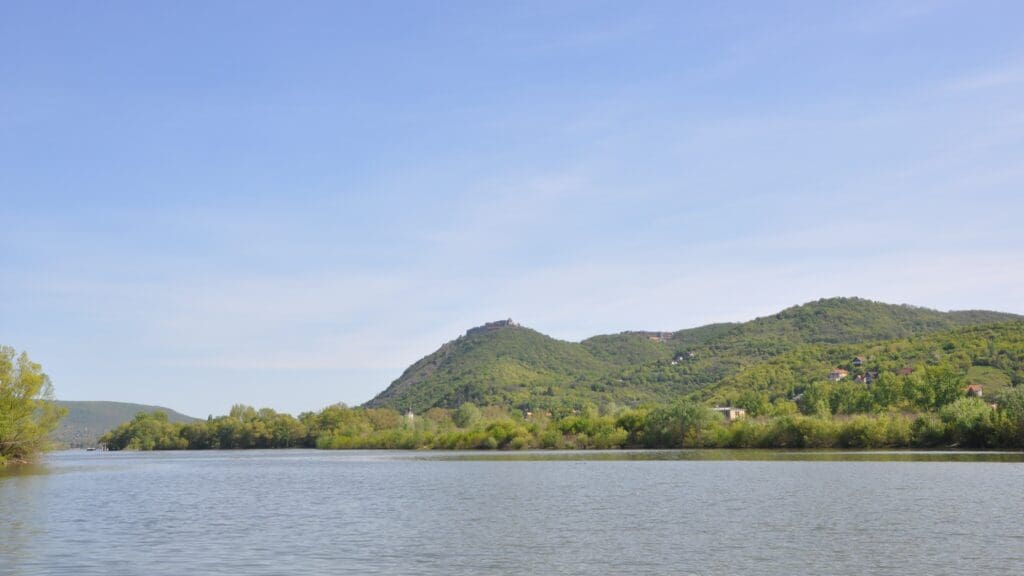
53;401;199;448
365;297;1024;412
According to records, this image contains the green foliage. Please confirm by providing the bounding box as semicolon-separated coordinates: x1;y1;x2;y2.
100;411;188;451
580;333;674;365
708;322;1024;413
366;324;618;412
99;393;1024;451
92;300;1024;453
0;347;66;464
635;401;720;448
452;402;481;428
939;398;993;447
103;406;309;450
365;300;1022;415
52;400;198;448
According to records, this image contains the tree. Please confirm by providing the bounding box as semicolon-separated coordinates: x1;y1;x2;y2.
939;397;992;447
642;401;720;448
100;411;188;451
453;402;482;428
0;347;66;464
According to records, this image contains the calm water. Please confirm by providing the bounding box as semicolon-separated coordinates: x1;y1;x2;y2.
2;450;1024;575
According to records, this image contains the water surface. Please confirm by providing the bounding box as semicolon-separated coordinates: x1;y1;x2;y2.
2;450;1022;575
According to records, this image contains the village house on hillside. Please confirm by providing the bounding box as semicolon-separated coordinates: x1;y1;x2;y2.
852;356;866;367
670;351;697;366
965;384;984;398
828;368;849;382
714;406;747;422
854;371;879;385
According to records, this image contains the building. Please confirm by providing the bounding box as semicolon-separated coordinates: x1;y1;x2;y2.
714;406;747;422
853;371;879;385
965;384;984;398
899;367;915;376
467;318;520;335
828;368;849;382
852;356;866;367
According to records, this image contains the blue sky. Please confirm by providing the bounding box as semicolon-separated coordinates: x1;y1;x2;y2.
2;1;1023;417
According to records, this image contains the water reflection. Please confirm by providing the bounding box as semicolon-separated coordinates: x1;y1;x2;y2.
0;462;52;480
419;449;1024;463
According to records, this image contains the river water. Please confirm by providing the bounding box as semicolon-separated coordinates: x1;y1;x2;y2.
2;450;1023;575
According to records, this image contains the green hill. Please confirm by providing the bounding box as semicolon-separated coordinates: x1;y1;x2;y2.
702;321;1024;412
53;401;199;448
366;321;614;412
612;298;1024;397
365;298;1024;412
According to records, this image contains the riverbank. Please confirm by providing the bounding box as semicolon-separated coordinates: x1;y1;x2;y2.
98;400;1024;452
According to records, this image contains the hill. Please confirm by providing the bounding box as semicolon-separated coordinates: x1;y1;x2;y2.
611;298;1024;397
366;320;614;412
702;321;1024;413
52;401;199;448
365;298;1023;412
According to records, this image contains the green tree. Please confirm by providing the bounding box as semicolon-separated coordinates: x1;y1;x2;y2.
940;397;992;447
100;411;187;451
0;347;66;465
453;402;482;428
642;401;720;448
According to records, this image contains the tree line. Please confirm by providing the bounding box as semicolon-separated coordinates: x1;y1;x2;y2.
102;389;1024;452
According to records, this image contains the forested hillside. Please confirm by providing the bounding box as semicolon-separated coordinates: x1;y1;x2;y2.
100;301;1024;453
703;322;1024;414
366;298;1023;412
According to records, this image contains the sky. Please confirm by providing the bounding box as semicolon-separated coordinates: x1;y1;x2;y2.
2;1;1023;417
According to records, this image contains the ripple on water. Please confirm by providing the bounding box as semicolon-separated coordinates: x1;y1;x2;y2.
2;450;1023;575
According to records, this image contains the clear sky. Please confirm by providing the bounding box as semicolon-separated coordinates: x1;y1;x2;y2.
2;1;1023;417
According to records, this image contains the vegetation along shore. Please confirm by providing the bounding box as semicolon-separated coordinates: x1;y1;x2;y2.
99;298;1024;452
8;297;1024;459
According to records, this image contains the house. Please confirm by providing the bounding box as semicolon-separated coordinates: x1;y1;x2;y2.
714;406;747;422
965;384;983;398
853;371;879;385
828;368;849;382
852;356;866;367
899;367;915;376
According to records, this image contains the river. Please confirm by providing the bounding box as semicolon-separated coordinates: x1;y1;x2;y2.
2;450;1023;575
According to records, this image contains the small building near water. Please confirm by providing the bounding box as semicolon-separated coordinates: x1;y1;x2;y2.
714;406;747;422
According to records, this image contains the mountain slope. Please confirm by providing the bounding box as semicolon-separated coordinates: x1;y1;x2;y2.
702;321;1024;409
612;298;1024;397
366;323;614;412
364;298;1023;412
53;400;199;448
